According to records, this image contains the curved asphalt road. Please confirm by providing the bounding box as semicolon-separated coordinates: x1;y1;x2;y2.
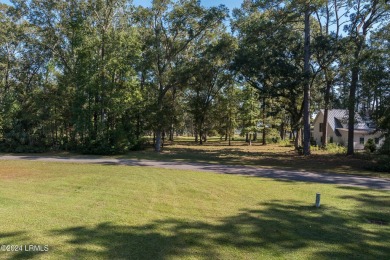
1;155;390;190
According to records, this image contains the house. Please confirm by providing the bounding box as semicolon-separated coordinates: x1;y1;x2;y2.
312;109;384;149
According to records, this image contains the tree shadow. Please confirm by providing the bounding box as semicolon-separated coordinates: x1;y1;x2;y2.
337;190;390;225
0;231;26;239
36;200;390;259
123;145;383;176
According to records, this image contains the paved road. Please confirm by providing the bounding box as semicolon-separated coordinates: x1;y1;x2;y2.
1;155;390;190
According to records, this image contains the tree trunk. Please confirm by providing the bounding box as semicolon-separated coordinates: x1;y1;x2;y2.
155;95;164;152
303;7;311;156
280;122;285;140
155;130;162;152
262;97;266;145
295;128;302;150
169;125;174;141
347;65;359;155
347;37;364;155
162;130;165;149
322;72;332;147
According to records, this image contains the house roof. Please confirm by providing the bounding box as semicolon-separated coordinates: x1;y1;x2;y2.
318;109;374;133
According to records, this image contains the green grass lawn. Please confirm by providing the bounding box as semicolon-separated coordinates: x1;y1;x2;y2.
6;138;389;178
0;160;389;259
120;140;389;178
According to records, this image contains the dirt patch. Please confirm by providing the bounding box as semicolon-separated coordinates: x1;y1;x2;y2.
0;162;48;180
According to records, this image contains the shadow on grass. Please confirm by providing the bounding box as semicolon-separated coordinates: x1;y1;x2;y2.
338;191;390;226
0;232;26;239
53;201;390;259
5;198;388;259
123;145;384;176
2;141;387;177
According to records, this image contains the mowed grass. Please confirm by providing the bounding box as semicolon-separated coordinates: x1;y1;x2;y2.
121;138;389;178
0;160;389;259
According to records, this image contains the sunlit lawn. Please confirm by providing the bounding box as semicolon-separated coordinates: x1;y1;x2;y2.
0;160;389;259
5;136;388;178
120;137;389;178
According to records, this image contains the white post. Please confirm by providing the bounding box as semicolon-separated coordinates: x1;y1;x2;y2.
315;193;321;208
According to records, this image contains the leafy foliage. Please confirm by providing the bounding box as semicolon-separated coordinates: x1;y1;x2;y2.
364;138;376;153
0;0;389;156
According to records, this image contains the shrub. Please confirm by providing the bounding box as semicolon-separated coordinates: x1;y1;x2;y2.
364;138;376;153
364;155;390;173
379;136;390;155
310;145;319;151
324;143;346;154
278;139;292;147
266;128;281;143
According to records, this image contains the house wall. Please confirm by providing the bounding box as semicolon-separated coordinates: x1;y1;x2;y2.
312;113;339;146
312;111;385;149
322;127;385;150
338;130;385;150
312;113;323;146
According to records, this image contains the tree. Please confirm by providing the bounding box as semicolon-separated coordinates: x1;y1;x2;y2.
218;84;240;145
239;86;260;144
233;0;307;149
186;33;236;144
135;0;228;152
303;3;312;155
2;0;143;154
312;0;345;148
344;0;389;155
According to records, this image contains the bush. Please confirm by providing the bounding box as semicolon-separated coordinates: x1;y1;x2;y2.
266;128;281;143
129;138;149;151
278;139;292;147
364;156;390;173
324;143;346;154
310;145;320;151
379;136;390;155
0;143;46;153
364;138;376;153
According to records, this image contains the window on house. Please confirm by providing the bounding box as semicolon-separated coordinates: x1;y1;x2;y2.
375;138;380;144
319;123;324;133
329;136;333;143
360;137;364;144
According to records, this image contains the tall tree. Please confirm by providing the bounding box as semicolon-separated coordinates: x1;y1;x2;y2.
233;0;307;149
187;33;236;144
312;0;345;147
344;0;389;155
135;0;228;152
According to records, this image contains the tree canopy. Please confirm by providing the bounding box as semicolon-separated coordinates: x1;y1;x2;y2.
0;0;389;155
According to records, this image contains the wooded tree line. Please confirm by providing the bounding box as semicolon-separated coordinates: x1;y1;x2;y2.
0;0;389;155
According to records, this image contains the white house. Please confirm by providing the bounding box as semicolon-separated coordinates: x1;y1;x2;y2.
312;109;384;149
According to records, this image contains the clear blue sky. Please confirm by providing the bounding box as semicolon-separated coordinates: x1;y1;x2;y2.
1;0;243;12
